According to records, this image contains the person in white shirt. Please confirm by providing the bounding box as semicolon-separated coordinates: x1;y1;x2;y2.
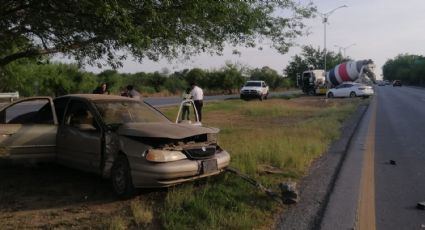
190;82;204;122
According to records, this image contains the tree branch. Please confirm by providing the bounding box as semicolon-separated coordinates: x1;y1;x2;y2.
0;36;102;66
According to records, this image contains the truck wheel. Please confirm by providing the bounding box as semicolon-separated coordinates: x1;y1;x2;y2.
327;92;334;98
111;155;135;198
349;92;356;98
308;90;315;96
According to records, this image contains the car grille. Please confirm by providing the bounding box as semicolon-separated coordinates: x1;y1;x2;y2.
241;90;259;95
184;146;217;159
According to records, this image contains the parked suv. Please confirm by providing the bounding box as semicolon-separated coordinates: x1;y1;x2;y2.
240;80;269;101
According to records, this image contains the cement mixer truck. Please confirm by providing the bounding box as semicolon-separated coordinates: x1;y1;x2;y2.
327;59;376;87
297;59;376;95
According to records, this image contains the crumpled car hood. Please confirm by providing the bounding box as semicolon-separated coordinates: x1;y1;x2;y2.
117;122;219;139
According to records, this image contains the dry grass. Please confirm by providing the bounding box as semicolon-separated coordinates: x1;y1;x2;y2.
130;198;153;227
159;96;366;229
108;216;128;230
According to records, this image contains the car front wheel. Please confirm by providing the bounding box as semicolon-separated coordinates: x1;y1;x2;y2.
349;92;356;98
327;92;334;98
111;155;135;198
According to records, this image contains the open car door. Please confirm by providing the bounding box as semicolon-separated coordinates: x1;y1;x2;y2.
0;97;58;161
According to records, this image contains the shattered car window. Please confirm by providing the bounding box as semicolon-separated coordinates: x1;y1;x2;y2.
95;100;170;125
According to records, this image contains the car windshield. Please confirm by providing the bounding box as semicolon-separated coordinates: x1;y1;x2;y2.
245;82;261;87
94;100;170;125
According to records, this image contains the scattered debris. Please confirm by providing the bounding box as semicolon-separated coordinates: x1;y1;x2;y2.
417;202;425;210
225;167;283;204
389;160;396;165
257;164;284;175
280;182;299;204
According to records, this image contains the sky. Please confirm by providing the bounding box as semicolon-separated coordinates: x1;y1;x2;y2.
80;0;425;79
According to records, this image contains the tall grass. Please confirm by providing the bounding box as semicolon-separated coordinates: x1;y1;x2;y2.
158;97;365;229
130;198;153;227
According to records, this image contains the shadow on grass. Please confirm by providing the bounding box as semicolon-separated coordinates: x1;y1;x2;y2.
0;161;165;213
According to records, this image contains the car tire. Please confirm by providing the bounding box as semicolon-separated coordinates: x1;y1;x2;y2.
327;92;334;98
111;155;135;198
349;92;356;98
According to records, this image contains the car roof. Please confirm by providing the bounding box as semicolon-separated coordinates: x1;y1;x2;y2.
246;80;264;82
56;94;137;102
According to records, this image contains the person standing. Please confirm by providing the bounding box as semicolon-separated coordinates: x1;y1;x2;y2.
93;82;109;94
190;82;204;122
125;85;141;100
181;88;192;120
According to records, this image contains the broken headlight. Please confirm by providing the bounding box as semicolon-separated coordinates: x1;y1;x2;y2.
145;149;187;162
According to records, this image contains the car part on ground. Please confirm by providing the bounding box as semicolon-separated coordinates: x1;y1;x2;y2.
226;166;299;205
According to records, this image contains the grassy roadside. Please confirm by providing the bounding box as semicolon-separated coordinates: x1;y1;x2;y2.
149;97;367;229
0;96;366;229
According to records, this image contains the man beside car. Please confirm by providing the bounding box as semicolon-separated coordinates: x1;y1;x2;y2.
190;82;204;122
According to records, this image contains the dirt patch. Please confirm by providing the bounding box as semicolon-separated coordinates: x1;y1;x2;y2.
0;163;164;229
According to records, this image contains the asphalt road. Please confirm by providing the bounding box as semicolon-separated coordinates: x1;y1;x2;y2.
144;90;301;107
320;85;425;230
0;90;301;109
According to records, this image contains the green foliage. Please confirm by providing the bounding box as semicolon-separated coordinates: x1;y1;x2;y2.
162;175;275;230
0;59;287;96
285;45;344;84
383;54;425;85
1;1;315;67
0;61;98;96
249;66;286;89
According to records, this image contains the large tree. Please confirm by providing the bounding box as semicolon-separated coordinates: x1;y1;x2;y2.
0;0;315;68
383;54;425;85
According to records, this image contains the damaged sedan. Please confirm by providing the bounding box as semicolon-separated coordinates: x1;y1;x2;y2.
0;94;230;196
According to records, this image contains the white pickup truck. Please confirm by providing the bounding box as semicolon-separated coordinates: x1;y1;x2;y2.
240;80;269;101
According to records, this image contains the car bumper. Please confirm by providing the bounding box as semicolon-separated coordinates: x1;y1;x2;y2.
357;89;374;96
240;92;262;98
130;150;230;188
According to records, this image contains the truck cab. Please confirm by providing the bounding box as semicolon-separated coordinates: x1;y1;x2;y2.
298;69;326;95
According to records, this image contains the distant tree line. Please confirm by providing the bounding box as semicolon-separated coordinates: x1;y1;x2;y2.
383;54;425;85
0;60;292;97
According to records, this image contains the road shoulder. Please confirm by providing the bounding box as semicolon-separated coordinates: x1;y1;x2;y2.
276;103;368;230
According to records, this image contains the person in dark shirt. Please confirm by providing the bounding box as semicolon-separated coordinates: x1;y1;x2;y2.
93;82;109;94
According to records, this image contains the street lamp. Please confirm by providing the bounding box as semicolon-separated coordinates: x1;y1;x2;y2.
335;43;356;58
319;5;348;71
